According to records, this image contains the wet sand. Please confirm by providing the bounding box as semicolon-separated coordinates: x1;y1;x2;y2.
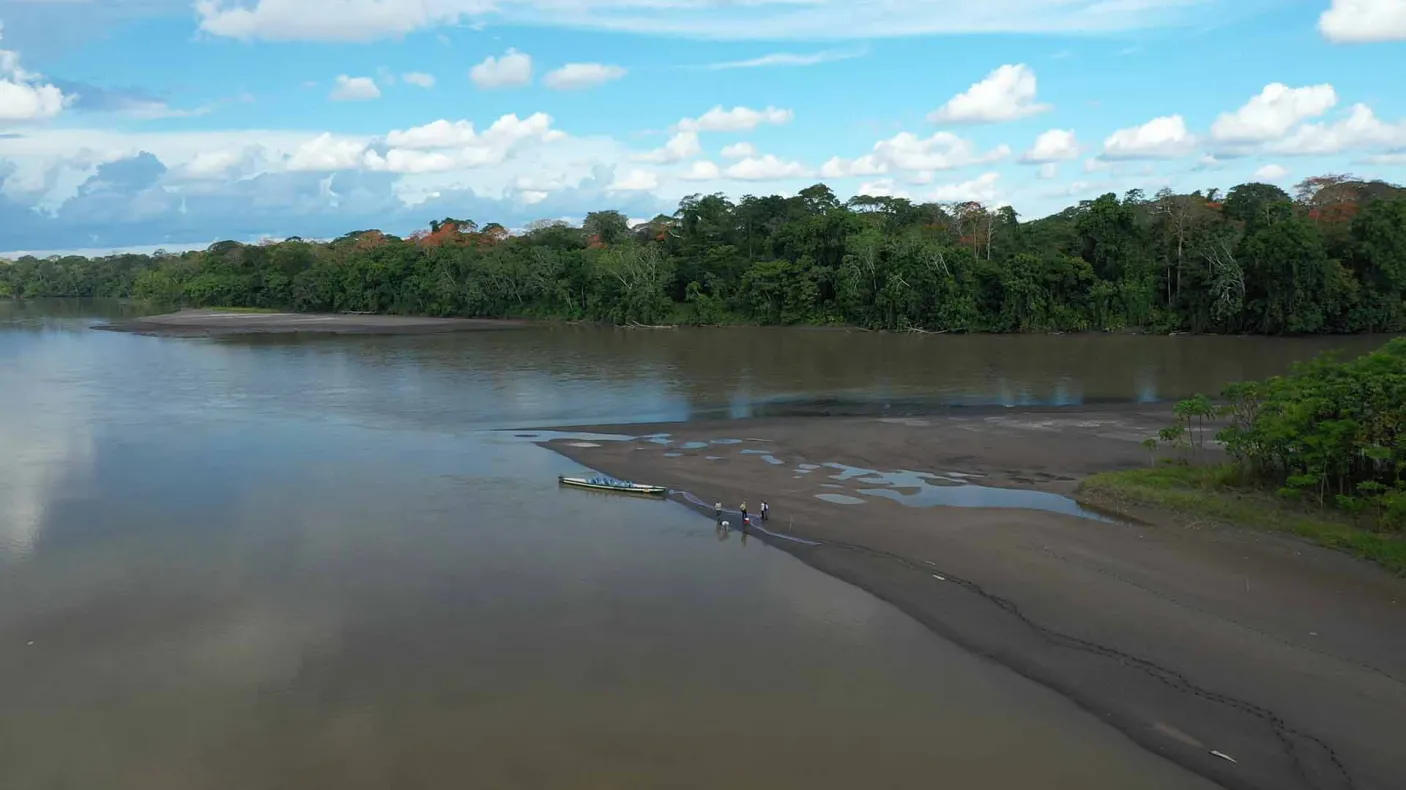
539;406;1406;790
96;309;529;336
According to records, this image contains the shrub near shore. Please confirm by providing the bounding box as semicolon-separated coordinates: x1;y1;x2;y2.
1086;338;1406;572
3;175;1405;334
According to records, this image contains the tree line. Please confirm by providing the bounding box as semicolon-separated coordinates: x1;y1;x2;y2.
3;175;1405;335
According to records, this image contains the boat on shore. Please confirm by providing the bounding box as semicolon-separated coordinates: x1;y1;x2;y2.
558;475;667;497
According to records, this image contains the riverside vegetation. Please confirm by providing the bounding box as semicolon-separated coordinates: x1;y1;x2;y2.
1084;338;1406;572
3;175;1406;334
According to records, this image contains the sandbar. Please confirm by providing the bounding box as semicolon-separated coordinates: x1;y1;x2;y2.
539;405;1406;790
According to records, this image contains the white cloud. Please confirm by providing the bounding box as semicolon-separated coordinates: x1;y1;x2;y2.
1268;103;1406;155
676;105;792;133
328;75;381;101
287;133;368;171
724;155;810;180
721;142;756;159
363;148;461;174
1038;163;1058;179
928;64;1050;124
820;154;886;178
194;0;1214;42
1320;0;1406;43
1363;151;1406;165
633;131;701;164
610;169;659;191
706;47;865;69
1253;163;1289;181
402;72;436;88
855;178;909;199
1101;115;1196;159
1020;129;1079;163
543;63;626;90
470;48;532;89
822;131;1007;177
679;160;721;181
875;131;1010;171
385;113;560;150
1210;83;1337;144
929;172;1002;204
0;24;69;122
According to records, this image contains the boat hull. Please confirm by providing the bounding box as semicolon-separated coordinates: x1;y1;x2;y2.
558;476;667;497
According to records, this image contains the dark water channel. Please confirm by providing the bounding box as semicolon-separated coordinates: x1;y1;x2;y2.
2;299;1387;789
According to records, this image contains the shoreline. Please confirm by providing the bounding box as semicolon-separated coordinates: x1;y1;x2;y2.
93;308;531;337
534;408;1406;790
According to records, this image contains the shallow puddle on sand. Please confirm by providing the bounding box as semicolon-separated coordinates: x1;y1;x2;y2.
821;463;1112;522
740;449;786;465
816;493;867;505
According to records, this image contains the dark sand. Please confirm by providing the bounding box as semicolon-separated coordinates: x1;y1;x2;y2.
96;309;529;336
541;406;1406;790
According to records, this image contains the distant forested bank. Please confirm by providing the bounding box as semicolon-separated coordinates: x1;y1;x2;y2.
3;176;1404;334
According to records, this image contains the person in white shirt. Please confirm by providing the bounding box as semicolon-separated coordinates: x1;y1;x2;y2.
760;501;769;522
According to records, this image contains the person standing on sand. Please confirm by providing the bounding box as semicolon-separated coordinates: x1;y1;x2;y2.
760;501;769;522
715;502;722;522
740;501;747;524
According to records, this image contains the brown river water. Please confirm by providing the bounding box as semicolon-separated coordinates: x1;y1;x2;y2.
1;300;1391;789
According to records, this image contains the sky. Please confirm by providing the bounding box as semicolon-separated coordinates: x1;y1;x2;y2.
0;0;1404;255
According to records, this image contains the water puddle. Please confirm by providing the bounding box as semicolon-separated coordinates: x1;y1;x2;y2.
664;452;682;457
816;493;866;505
681;441;709;450
710;438;743;445
740;449;786;465
704;456;722;461
821;463;1111;522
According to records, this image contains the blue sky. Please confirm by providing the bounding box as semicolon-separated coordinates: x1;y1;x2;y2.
1;0;1404;254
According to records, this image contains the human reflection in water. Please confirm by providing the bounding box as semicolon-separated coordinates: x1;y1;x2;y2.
740;517;749;547
717;520;730;542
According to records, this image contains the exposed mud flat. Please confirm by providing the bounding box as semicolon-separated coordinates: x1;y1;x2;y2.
537;406;1406;790
95;309;530;337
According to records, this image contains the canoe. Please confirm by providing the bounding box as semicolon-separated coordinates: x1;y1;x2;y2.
558;475;667;497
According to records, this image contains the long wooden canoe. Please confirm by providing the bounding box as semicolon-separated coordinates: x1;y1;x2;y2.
558;475;667;497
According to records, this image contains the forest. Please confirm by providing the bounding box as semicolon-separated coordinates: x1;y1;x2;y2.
3;175;1405;335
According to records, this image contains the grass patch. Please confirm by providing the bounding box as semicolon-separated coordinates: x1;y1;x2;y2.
1080;463;1406;575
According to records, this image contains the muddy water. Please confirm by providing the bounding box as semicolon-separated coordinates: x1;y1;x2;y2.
3;301;1386;789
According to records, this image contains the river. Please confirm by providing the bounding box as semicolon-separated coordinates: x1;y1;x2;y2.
0;300;1390;789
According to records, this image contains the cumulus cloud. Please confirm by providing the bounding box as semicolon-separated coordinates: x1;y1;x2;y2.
329;75;381;101
0;24;69;122
1210;83;1337;144
928;64;1050;124
1253;163;1289;181
676;105;792;133
819;154;885;178
822;131;1008;177
724;155;810;181
1101;115;1196;159
1319;0;1406;43
1020;129;1079;163
610;168;659;191
471;48;532;89
929;172;1002;204
402;72;436;88
287;133;368;171
1267;103;1406;155
678;160;721;181
543;63;626;90
192;0;1210;42
720;142;756;159
855;178;909;199
632;131;701;164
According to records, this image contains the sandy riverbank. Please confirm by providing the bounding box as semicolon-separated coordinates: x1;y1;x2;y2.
95;309;530;336
537;406;1406;790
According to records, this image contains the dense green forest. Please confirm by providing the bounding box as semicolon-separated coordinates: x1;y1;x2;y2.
4;175;1405;334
